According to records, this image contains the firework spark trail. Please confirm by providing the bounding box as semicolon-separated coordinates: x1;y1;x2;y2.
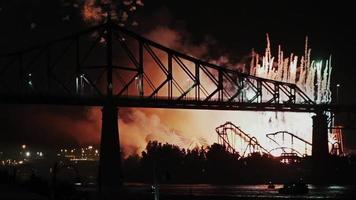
250;34;332;104
239;34;333;156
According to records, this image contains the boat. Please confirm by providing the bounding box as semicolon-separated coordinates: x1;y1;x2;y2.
278;180;309;195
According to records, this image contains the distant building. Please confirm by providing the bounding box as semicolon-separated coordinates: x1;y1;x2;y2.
0;144;44;166
279;152;301;164
58;145;99;161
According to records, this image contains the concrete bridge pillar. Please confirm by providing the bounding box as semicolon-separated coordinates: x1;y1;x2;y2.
98;102;122;199
311;112;329;183
312;112;329;161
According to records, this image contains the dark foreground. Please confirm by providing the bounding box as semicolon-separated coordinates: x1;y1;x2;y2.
2;183;356;200
123;183;356;200
1;141;356;199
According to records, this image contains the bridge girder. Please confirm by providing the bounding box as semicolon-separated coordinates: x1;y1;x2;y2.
1;94;355;113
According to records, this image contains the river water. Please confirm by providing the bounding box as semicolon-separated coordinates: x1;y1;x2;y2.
123;183;356;199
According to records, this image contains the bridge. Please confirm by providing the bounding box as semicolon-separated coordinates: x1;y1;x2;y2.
0;19;323;111
0;19;353;197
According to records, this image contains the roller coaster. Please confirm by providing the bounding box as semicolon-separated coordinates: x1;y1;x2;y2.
215;121;270;157
266;131;312;156
216;122;344;159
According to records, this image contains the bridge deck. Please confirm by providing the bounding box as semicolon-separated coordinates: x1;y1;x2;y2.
0;94;353;113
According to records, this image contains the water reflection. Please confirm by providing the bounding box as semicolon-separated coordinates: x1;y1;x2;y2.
123;183;356;199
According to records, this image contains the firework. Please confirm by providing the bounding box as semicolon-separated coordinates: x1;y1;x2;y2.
250;34;332;104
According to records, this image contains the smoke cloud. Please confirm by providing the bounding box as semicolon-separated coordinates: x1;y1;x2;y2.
114;22;320;156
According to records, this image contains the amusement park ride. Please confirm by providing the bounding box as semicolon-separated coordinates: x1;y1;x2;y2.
216;121;344;163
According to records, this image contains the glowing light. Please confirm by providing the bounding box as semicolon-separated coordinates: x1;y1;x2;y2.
250;34;332;104
82;1;104;24
25;152;30;157
21;144;26;149
80;0;144;26
74;27;332;156
30;23;36;29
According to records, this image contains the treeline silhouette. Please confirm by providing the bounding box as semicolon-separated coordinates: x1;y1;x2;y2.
1;140;356;200
123;141;356;184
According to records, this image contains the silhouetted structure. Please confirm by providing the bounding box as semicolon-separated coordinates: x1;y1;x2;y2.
122;140;356;185
216;122;269;157
311;112;329;182
266;131;312;156
99;102;122;197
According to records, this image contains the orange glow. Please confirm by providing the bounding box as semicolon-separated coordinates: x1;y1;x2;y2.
109;27;314;156
64;10;326;157
117;108;313;156
84;26;316;157
82;0;104;24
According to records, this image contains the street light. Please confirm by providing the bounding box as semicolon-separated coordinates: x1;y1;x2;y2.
336;84;340;104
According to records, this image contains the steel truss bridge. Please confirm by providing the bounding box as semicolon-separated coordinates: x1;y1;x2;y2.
0;20;329;111
1;20;355;113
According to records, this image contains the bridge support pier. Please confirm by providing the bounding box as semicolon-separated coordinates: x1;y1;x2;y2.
312;112;329;161
98;102;122;199
311;112;329;182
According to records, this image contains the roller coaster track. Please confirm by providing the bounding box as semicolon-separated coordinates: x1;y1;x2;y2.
216;122;269;157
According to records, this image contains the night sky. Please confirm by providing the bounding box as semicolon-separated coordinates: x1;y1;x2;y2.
0;1;356;151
